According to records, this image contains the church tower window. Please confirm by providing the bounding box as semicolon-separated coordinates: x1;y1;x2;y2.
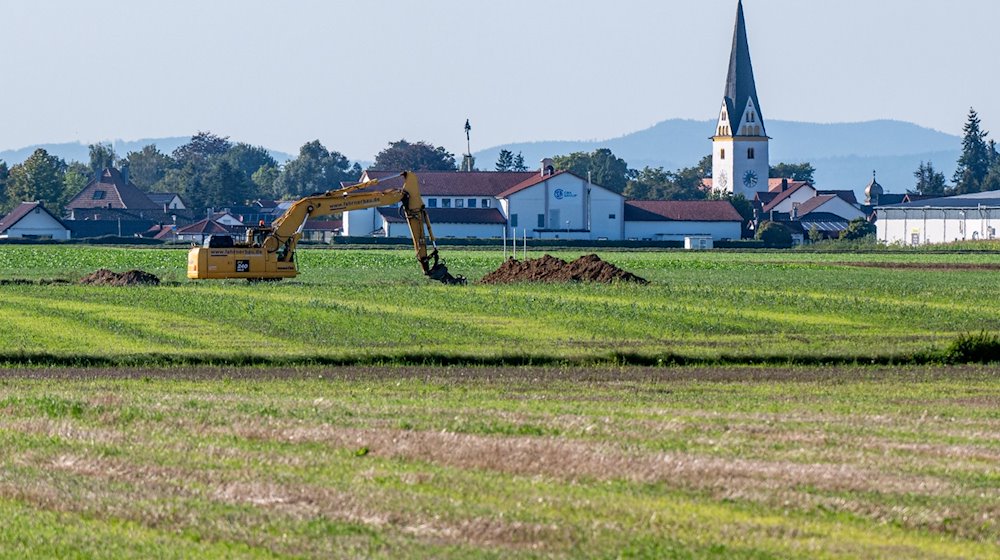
720;149;726;160
747;148;755;159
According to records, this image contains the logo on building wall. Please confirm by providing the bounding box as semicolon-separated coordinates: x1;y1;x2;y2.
553;188;577;200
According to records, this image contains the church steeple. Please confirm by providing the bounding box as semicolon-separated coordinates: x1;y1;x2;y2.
722;0;764;137
711;1;770;198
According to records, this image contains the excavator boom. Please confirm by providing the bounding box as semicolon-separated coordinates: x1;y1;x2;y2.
187;171;465;284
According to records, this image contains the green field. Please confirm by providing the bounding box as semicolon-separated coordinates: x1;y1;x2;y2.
0;245;998;558
0;246;999;364
0;366;997;559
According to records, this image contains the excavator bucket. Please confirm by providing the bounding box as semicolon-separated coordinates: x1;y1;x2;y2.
426;262;466;285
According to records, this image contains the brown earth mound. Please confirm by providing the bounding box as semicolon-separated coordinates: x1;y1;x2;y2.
80;269;160;286
480;254;648;285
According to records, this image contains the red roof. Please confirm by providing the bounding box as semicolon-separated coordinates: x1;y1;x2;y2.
0;202;65;234
176;218;230;235
624;200;743;222
496;170;575;198
66;167;159;211
762;182;816;213
360;170;538;197
794;195;836;216
377;207;507;225
767;178;810;192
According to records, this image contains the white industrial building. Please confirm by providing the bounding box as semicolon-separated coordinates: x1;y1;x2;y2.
624;201;742;241
876;191;1000;245
0;202;71;240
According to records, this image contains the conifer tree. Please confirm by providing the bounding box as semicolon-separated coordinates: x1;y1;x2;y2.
495;149;514;172
953;108;990;194
512;152;527;172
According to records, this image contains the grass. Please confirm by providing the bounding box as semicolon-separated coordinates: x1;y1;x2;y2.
1;246;1000;365
0;366;996;558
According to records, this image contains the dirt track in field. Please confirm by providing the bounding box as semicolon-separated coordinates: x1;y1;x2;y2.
834;261;1000;271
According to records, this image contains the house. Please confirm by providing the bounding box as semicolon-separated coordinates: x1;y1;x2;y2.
758;182;817;215
303;220;342;243
65;167;159;215
876;190;1000;245
342;170;536;237
210;211;245;227
147;192;187;211
623;200;743;241
0;202;71;240
375;208;506;239
176;218;236;243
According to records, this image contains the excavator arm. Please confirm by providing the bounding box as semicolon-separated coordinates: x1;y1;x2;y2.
187;171;465;284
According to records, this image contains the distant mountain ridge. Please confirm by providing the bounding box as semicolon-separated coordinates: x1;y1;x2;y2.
474;119;962;196
0;137;293;168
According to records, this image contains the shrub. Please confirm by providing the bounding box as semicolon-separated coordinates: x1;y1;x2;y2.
755;221;793;248
945;331;1000;364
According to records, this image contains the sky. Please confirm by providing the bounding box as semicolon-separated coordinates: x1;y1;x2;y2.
1;0;998;162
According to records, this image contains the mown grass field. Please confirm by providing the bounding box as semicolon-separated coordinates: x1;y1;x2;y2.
0;366;996;559
0;245;999;364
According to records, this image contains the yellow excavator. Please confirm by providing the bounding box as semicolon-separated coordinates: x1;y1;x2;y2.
186;171;465;284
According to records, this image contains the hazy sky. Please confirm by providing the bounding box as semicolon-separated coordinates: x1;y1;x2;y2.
2;0;998;161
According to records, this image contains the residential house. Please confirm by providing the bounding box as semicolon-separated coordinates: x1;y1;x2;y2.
0;202;70;240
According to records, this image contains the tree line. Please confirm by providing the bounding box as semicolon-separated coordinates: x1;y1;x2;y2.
0;136;463;215
911;108;1000;197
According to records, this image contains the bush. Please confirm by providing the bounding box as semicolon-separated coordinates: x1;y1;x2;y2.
839;218;876;241
755;221;793;248
945;331;1000;364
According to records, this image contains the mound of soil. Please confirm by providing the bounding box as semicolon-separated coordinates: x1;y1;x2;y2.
79;269;160;286
480;254;648;285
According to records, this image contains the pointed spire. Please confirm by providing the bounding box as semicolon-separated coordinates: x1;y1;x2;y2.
723;0;764;135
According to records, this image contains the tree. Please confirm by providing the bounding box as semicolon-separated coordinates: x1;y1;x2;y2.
623;156;711;201
839;218;876;241
495;149;514;172
88;143;117;178
0;161;9;211
769;162;815;183
63;162;91;208
512;152;527;172
224;143;278;182
275;140;361;198
755;221;793;247
372;140;456;171
911;161;947;196
252;164;281;197
552;148;633;194
709;191;754;238
6;149;68;212
200;160;254;208
952;108;990;194
172;132;232;166
122;145;175;191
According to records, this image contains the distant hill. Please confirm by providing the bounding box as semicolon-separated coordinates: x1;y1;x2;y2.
0;137;294;167
475;119;961;197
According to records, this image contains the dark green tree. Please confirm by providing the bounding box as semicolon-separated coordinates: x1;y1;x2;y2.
122;145;174;190
911;161;947;196
839;218;876;241
6;149;68;212
624;156;711;201
512;152;527;172
552;148;633;194
156;162;202;207
63;162;91;207
172;132;232;166
0;161;9;211
224;143;278;182
88;143;117;178
495;149;514;172
755;221;793;247
372;140;456;171
251;164;281;197
201;160;254;207
769;162;815;183
709;191;754;238
275;140;361;198
952;108;991;194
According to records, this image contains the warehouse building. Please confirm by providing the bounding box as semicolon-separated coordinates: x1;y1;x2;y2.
876;190;1000;245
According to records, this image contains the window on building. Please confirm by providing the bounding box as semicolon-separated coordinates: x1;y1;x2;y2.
442;198;451;208
720;149;725;160
609;214;616;220
455;198;464;208
92;190;106;200
754;126;760;135
537;214;545;228
748;148;755;159
427;198;437;208
467;198;476;208
511;214;518;227
481;198;491;208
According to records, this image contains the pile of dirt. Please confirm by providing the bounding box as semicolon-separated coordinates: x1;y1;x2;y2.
480;254;648;285
79;269;160;286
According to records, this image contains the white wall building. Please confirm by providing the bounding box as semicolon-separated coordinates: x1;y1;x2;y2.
0;202;71;240
876;191;1000;245
624;201;742;241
